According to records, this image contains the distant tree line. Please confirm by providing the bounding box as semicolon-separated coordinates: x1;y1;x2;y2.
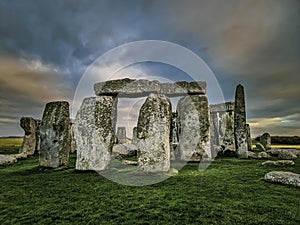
254;136;300;145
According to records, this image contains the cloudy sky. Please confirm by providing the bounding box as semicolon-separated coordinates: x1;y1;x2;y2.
0;0;299;137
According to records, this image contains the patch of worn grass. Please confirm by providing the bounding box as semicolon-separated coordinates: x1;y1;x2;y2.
0;137;22;154
1;152;299;224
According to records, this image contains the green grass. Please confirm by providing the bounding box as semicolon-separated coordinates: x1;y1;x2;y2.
1;151;300;225
0;137;22;154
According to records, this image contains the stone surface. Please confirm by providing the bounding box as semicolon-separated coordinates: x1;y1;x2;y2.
19;117;38;156
268;148;300;157
256;143;266;151
35;120;41;154
246;124;252;151
257;151;271;159
70;119;76;153
170;112;179;160
131;127;138;145
116;127;126;144
210;102;235;112
0;154;17;165
94;78;206;97
177;95;211;161
136;94;172;172
39;101;71;168
74;96;117;171
264;171;300;187
219;111;235;151
234;84;248;158
210;112;220;146
247;151;259;159
262;160;295;166
260;133;271;150
112;144;137;158
278;150;297;160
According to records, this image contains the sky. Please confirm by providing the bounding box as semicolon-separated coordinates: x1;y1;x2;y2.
0;0;299;137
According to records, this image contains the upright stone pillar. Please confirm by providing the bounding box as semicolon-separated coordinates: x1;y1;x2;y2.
210;112;219;146
116;127;126;144
70;119;77;153
246;124;252;150
136;94;172;172
260;133;271;150
20;117;38;156
74;96;117;171
132;127;138;145
177;95;211;161
220;110;235;151
234;84;248;158
39;101;71;168
170;112;179;160
35;120;41;154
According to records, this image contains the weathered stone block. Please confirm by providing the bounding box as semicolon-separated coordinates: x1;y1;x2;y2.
39;101;71;168
177;95;211;161
234;84;248;158
94;78;206;97
136;94;172;172
116;127;126;144
260;133;271;150
264;171;300;188
20;117;38;156
131;127;138;145
74;96;117;171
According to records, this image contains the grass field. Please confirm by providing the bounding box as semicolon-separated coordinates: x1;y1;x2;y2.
1;140;300;224
0;137;22;154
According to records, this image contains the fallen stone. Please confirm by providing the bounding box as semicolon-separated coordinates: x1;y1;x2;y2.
234;84;248;158
264;171;300;188
94;78;206;97
39;101;71;168
137;94;172;173
247;151;259;159
257;152;271;159
112;144;137;158
121;160;138;166
19;117;38;156
260;133;271;150
177;95;211;161
74;96;117;171
268;148;300;157
0;155;17;165
278;150;297;160
262;160;295;166
256;143;266;151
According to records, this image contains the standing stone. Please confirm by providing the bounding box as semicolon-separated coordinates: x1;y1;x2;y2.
35;120;41;154
246;124;252;150
136;94;172;172
74;96;117;171
177;95;211;161
116;127;126;144
39;101;71;168
234;84;248;158
210;112;220;146
70;119;77;153
170;112;179;160
260;133;271;150
219;110;235;151
132;127;138;145
20;117;38;156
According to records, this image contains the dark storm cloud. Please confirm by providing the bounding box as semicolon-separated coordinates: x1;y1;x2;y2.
0;0;299;136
